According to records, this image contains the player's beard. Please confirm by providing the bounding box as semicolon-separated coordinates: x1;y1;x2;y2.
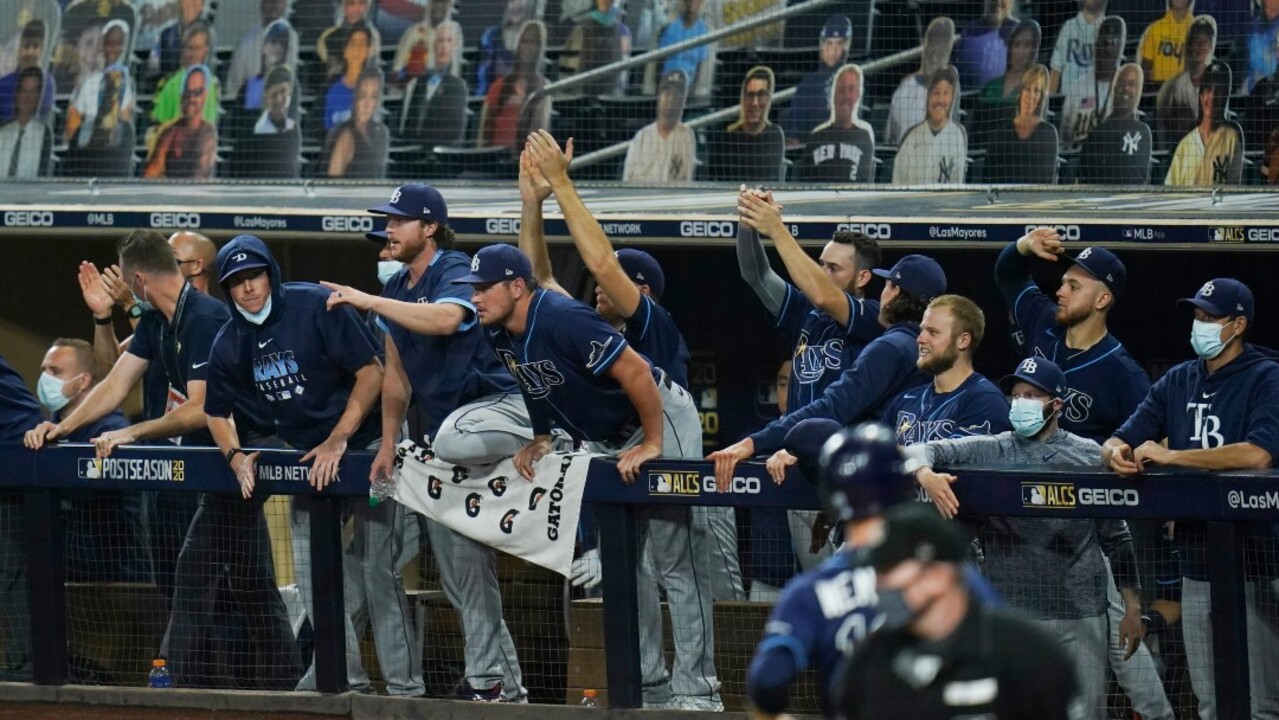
1054;301;1090;327
918;341;959;375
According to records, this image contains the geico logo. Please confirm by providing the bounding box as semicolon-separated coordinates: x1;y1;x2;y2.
485;218;521;234
1248;228;1279;242
322;216;374;232
1024;224;1081;241
680;220;735;238
836;223;892;239
1077;487;1139;506
3;211;53;227
703;475;761;494
150;212;201;228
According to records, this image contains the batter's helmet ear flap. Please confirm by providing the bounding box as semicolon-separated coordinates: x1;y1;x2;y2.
817;422;913;522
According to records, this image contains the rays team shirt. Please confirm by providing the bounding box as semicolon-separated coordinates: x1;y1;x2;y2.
776;285;881;412
205;283;382;450
883;372;1011;446
380;249;516;436
487;289;657;443
623;294;691;391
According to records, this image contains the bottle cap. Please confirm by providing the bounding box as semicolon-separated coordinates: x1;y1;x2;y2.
152;658;166;668
584;689;597;698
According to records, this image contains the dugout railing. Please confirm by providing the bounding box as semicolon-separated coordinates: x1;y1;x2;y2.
0;443;1272;720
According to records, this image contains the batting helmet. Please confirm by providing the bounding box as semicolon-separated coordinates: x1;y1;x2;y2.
817;422;913;522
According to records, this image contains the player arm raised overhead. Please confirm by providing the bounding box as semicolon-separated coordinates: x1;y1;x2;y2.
993;227;1065;326
526;130;641;317
735;196;788;317
738;190;853;326
517;141;570;298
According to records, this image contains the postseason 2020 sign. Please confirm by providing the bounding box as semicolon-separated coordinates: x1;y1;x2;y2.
390;441;593;577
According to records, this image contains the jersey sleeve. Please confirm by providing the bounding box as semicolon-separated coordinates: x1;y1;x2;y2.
1050;30;1068;72
319;303;381;375
843;295;883;344
1244;364;1279;459
922;433;1002;467
993;242;1057;342
202;329;243;420
774;283;811;337
433;256;480;329
553;305;630;377
124;313;160;362
748;580;822;711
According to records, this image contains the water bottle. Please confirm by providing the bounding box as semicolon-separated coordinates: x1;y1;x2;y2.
580;689;599;707
369;469;394;507
148;658;172;688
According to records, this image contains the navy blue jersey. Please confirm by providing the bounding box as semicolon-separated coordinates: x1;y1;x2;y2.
995;244;1151;442
749;550;878;714
623;294;691;391
0;353;42;442
126;285;270;446
883;372;1013;445
1115;345;1279;579
487;289;655;443
379;249;516;436
749;323;928;453
206;236;381;450
776;284;883;412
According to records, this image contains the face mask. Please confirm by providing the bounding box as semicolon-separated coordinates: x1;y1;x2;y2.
236;294;273;325
377;260;404;286
37;372;83;413
1191;318;1235;360
875;588;917;631
1009;397;1051;437
131;275;155;313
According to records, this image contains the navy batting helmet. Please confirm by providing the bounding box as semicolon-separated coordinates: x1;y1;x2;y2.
818;423;913;522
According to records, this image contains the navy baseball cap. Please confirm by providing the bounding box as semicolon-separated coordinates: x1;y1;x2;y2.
616;249;665;299
368;183;448;224
217;239;271;283
999;357;1069;399
822;15;852;40
867;503;968;573
366;229;388;243
1065;246;1126;297
1179;278;1254;322
451;244;533;285
872;254;946;301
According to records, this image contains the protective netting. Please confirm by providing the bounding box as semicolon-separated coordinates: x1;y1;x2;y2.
1;0;1273;184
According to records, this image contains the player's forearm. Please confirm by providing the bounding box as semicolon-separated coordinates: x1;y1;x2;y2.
93;323;123;378
379;374;410;446
520;199;555;284
368;296;464;335
736;222;787;316
208;415;243;456
1164;443;1273;471
130;401;208;441
329;360;383;443
1119;586;1143;616
548;175;613;275
57;374;132;437
614;360;664;454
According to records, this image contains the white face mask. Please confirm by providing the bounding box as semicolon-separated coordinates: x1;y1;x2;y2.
1190;318;1236;360
377;260;404;286
1009;397;1052;437
37;372;85;413
236;294;273;325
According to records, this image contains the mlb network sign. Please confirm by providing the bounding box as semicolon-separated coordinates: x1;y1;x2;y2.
79;457;186;483
647;469;761;496
1021;482;1138;508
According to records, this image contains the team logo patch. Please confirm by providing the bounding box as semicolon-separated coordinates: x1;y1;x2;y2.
465;492;482;517
528;487;547;511
586;338;614;369
500;509;519;534
488;476;508;497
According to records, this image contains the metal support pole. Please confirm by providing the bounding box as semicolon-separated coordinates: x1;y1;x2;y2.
1207;521;1250;720
309;495;347;694
596;502;642;708
26;489;67;685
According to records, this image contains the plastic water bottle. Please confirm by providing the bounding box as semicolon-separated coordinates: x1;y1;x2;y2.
580;689;599;707
369;470;394;507
148;658;172;688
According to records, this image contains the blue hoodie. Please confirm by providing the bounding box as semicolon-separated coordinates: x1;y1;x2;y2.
205;235;381;450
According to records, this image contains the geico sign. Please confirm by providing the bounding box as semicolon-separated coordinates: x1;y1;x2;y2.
322;216;374;232
836;223;892;239
680;220;735;238
1077;487;1140;506
1024;224;1081;241
150;212;201;228
3;211;53;227
485;218;521;234
702;475;761;494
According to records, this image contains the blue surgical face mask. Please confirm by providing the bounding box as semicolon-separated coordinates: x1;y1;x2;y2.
236;294;273;325
1190;318;1235;360
377;260;404;286
1009;397;1051;437
37;372;83;413
131;275;155;314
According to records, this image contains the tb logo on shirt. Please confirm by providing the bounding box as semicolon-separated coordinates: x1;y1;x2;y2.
1186;401;1224;448
497;349;564;399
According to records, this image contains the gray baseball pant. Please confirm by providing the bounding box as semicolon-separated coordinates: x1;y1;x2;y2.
1029;614;1108;720
592;376;719;705
1181;577;1279;720
427;391;536;701
1104;561;1173;720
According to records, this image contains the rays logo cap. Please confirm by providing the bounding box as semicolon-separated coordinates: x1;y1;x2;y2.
217;242;270;283
872;254;946;301
452;244;533;285
822;15;852;40
999;357;1068;399
368;183;448;224
1066;246;1126;298
1178;278;1254;322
